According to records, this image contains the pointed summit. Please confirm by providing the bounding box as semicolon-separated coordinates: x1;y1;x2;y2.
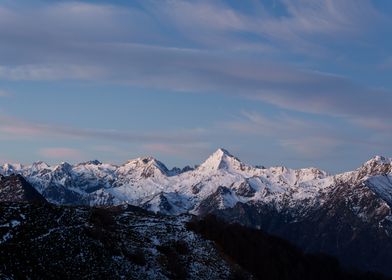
357;155;392;178
31;161;50;171
137;156;169;174
215;148;233;156
198;148;249;172
363;155;391;166
119;156;170;178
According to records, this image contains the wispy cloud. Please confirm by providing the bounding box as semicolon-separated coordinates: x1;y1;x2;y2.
378;56;392;70
142;142;211;158
0;1;389;129
250;72;392;128
0;90;10;97
0;64;104;81
348;116;392;131
224;111;389;159
38;147;83;161
0;114;206;145
146;0;382;52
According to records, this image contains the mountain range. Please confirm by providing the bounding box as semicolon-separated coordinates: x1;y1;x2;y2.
1;148;392;276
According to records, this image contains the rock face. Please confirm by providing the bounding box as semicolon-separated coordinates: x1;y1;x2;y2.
1;150;392;275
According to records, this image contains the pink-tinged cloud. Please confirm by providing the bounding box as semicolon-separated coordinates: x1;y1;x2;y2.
222;111;354;159
143;143;181;155
0;114;206;144
1;125;41;136
0;90;9;97
350;117;392;131
39;147;83;160
0;64;105;81
143;143;211;158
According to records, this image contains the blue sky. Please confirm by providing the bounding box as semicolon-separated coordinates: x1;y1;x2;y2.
0;0;392;173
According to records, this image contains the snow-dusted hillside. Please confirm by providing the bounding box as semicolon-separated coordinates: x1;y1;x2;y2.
0;202;233;279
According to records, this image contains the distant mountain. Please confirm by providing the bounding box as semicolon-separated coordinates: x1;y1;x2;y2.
0;148;332;211
1;149;392;275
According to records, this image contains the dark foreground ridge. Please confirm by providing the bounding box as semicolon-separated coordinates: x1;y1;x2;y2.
187;215;390;280
0;200;390;279
0;202;233;280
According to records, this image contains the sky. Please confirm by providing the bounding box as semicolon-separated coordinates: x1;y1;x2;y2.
0;0;392;173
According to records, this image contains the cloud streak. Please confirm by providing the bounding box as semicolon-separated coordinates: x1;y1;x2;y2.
0;90;9;97
224;111;340;158
142;142;211;159
0;114;206;145
151;0;380;52
39;147;83;160
224;111;390;160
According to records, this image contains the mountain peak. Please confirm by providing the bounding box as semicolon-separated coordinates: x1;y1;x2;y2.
198;148;248;172
31;161;50;170
1;163;23;175
79;160;102;166
364;155;391;166
361;156;391;171
357;155;392;178
121;156;169;176
215;148;233;156
54;162;72;173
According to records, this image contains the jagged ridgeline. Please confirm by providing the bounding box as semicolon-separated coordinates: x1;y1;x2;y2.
1;149;392;276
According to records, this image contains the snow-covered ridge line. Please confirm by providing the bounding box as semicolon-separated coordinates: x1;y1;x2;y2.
0;149;391;215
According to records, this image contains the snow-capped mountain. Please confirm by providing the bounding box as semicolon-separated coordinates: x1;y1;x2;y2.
0;148;391;218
